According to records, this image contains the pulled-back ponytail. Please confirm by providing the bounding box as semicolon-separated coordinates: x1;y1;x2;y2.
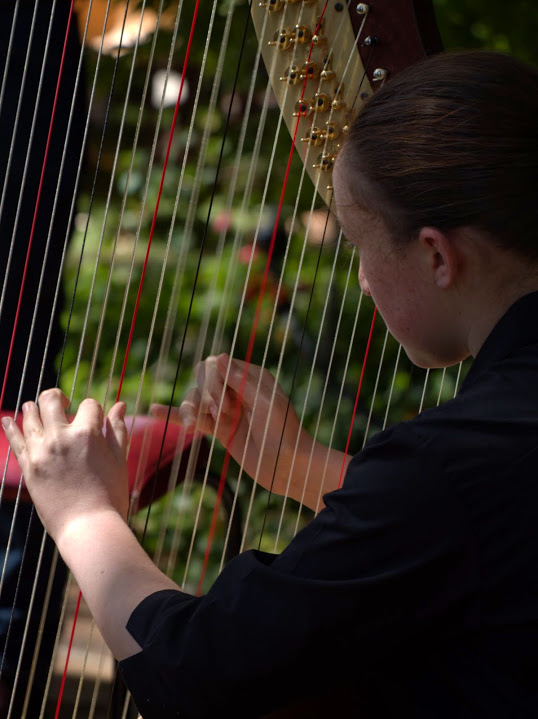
343;50;538;258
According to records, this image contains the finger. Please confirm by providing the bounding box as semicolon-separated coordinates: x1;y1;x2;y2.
106;402;128;460
21;401;44;437
1;417;29;471
150;403;181;423
178;389;203;429
72;397;104;432
216;354;270;408
194;358;226;408
36;388;70;429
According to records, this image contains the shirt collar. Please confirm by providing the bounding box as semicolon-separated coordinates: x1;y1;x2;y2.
461;291;538;391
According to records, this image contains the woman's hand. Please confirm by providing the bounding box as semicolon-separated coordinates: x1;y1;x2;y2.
151;354;349;510
2;389;129;546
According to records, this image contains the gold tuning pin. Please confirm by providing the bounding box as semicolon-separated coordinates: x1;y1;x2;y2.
312;34;327;47
325;122;341;141
293;25;312;45
280;65;300;85
259;0;285;11
311;93;332;112
300;62;320;81
268;28;293;50
331;97;347;112
293;99;312;117
320;68;335;81
301;126;326;146
313;152;336;172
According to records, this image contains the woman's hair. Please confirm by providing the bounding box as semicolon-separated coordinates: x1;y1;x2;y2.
342;50;538;258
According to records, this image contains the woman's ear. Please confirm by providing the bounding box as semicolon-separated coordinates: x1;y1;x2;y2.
417;226;460;289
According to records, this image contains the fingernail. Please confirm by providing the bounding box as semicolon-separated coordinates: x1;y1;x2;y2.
209;402;218;420
22;402;29;414
1;417;11;430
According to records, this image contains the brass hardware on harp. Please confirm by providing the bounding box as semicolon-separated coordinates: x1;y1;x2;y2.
325;121;341;140
280;65;300;84
268;25;313;49
301;126;324;146
300;62;320;80
320;67;336;81
372;68;389;81
302;121;341;146
293;99;312;117
268;29;294;50
311;92;332;112
313;152;336;171
252;0;377;205
259;0;286;12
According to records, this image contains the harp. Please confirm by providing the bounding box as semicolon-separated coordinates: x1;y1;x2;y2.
0;1;457;717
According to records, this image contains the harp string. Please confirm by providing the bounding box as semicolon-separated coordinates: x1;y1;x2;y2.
257;202;337;549
85;0;162;405
184;0;374;588
0;0;40;335
192;0;336;594
293;237;359;528
0;3;88;712
0;0;75;410
52;2;202;712
224;5;370;555
51;2;150;711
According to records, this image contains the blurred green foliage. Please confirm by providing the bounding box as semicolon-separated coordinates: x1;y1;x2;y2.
60;0;534;587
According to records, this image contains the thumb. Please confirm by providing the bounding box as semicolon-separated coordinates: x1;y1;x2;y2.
106;402;128;461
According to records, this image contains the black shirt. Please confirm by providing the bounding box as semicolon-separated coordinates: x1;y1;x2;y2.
120;292;538;719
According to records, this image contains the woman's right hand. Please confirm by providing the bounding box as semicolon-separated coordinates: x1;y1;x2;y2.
151;354;327;506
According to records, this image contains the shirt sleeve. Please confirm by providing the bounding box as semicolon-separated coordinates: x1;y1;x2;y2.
119;422;480;719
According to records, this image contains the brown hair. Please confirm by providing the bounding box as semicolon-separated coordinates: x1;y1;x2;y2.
341;50;538;257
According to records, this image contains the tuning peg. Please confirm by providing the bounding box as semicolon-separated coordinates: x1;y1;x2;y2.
293;100;312;117
259;0;285;11
280;65;300;85
311;93;332;112
313;152;336;171
325;122;341;141
301;126;326;146
300;62;320;81
268;28;293;50
331;97;347;112
294;25;312;44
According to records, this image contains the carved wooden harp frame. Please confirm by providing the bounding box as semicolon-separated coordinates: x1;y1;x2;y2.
0;1;452;717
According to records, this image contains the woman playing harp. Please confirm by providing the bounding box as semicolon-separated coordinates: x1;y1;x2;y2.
4;49;538;718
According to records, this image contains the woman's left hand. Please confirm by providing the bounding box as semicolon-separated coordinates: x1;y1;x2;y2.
2;389;129;545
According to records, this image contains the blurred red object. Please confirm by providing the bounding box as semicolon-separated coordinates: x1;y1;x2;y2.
0;411;208;511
